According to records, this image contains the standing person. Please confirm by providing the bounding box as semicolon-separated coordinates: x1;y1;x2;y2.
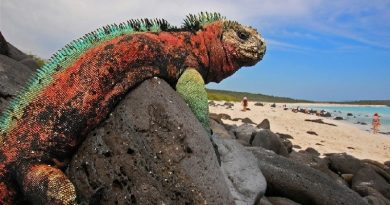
372;113;381;134
241;97;248;111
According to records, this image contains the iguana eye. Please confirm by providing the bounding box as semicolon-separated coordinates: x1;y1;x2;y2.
236;31;249;40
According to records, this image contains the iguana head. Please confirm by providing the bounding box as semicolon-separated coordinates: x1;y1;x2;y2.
207;20;266;83
183;12;266;83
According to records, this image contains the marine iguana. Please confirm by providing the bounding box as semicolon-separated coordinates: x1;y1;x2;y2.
0;12;266;204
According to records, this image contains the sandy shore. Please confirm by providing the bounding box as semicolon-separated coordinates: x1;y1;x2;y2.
209;101;390;163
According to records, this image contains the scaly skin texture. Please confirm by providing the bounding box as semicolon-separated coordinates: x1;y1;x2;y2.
0;13;266;204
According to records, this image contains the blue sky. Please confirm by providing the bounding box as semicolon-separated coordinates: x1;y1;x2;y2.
1;0;389;101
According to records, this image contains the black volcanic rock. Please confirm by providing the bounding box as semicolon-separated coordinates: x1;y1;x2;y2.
352;166;390;200
325;153;364;175
0;32;8;55
251;129;289;157
257;119;270;129
67;78;234;204
249;147;367;205
0;55;34;113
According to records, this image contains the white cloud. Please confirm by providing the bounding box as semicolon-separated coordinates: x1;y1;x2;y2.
0;0;389;57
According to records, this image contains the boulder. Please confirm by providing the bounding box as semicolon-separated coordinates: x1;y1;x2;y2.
0;55;34;112
242;117;255;124
254;102;264;106
268;197;301;205
325;153;364;175
251;130;289;157
67;78;234;204
334;117;344;120
271;103;276;108
209;113;223;124
289;151;349;187
257;119;270;129
213;136;266;205
249;147;367;205
224;102;234;107
232;123;258;146
6;42;28;61
0;32;8;55
347;113;353;116
209;101;216;106
219;113;232;120
360;187;390;205
321;112;331;117
209;119;235;139
257;197;273;205
20;58;40;71
351;166;390;200
306;131;318;136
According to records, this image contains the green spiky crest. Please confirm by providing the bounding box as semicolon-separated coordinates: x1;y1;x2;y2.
0;12;224;136
183;12;225;30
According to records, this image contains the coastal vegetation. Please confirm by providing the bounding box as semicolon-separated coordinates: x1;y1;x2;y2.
207;89;390;105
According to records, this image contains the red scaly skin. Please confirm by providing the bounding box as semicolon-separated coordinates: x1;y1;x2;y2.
0;21;240;204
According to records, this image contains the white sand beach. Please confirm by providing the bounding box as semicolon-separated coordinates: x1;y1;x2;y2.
209;101;390;163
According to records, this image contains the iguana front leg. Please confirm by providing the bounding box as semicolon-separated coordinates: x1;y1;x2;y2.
176;68;210;133
17;163;76;205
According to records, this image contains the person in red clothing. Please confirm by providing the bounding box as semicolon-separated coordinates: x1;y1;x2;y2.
372;113;381;134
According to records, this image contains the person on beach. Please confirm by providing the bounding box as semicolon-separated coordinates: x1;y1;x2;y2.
241;97;248;111
372;113;381;134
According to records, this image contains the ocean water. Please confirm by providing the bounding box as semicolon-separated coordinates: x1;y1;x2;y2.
306;105;390;133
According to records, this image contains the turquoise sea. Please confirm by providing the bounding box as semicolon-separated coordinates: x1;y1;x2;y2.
307;105;390;133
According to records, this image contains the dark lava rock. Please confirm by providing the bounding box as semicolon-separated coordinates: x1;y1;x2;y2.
248;147;367;205
322;112;331;117
209;101;216;106
251;130;289;157
268;197;301;205
305;119;336;126
334;117;344;120
352;166;390;200
224;102;234;107
20;58;40;71
209;113;223;124
292;145;301;149
213;136;266;205
271;103;276;108
289;151;349;187
257;197;273;205
325;153;364;175
219;113;232;120
209;119;235;139
303;147;320;156
277;133;294;139
254;102;264;106
242;117;256;124
357;187;390;205
306;131;318;136
347;113;353;116
67;78;234;205
257;119;271;129
232;124;258;146
6;42;28;61
0;32;8;55
278;137;293;153
0;54;34;113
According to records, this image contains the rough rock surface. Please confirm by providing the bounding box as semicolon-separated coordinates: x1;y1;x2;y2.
0;32;8;55
267;197;301;205
251;129;289;157
351;167;390;200
20;57;40;71
257;119;271;129
325;153;364;175
232;123;258;146
6;42;28;61
0;54;34;112
67;78;234;204
213;136;267;205
248;147;368;205
210;119;235;139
